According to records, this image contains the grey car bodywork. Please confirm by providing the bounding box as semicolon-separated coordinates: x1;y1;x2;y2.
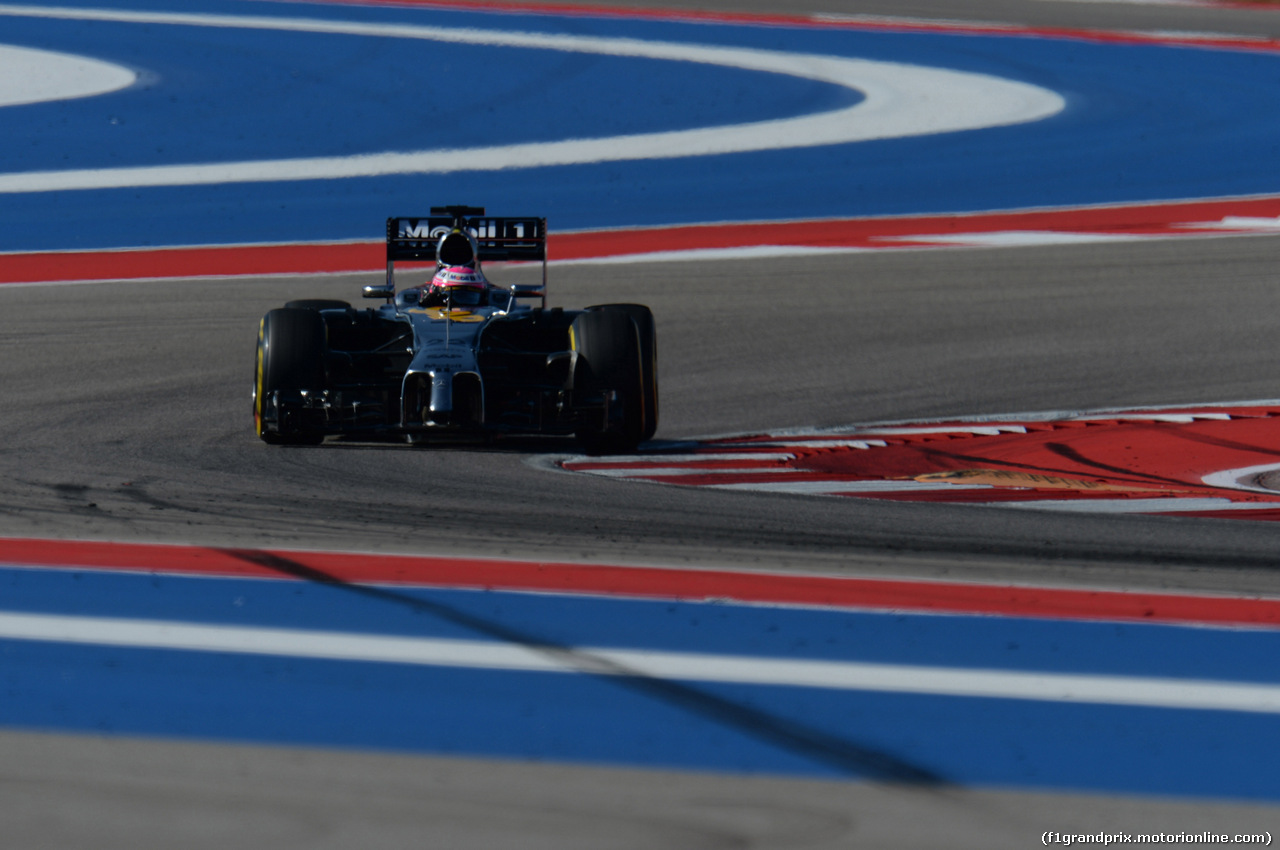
253;206;657;450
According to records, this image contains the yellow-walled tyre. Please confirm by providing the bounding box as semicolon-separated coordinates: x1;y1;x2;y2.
253;308;326;445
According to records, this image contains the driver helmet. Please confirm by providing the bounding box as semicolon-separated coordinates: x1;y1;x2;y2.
428;265;488;307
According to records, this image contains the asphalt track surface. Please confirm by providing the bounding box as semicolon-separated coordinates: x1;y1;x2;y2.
7;0;1280;847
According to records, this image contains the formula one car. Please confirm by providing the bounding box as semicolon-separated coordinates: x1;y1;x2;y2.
253;206;657;451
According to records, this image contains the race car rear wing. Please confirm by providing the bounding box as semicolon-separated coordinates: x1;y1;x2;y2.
368;207;548;304
385;214;547;264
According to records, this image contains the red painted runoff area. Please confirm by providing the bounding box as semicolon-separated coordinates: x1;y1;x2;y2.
563;404;1280;521
6;196;1280;285
3;536;1280;628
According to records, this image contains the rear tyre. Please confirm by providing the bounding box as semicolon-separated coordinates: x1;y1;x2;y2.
571;309;645;454
254;308;326;445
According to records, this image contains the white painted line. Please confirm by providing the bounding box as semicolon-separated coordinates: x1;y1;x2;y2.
0;43;135;107
1203;462;1280;494
1070;413;1232;423
580;467;804;478
556;210;1280;265
722;440;890;450
5;611;1280;713
991;497;1280;514
856;425;1029;436
1187;216;1280;232
877;231;1150;247
811;13;1023;30
0;611;567;671
569;452;795;465
555;246;877;265
0;5;1065;192
734;399;1280;442
709;480;992;494
1027;0;1213;7
1136;30;1275;42
636;652;1280;714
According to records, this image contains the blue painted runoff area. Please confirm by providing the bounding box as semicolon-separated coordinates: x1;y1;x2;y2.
1;565;1278;800
1;0;1280;250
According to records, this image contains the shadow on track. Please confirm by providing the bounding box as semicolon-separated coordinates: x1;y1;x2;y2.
221;546;948;788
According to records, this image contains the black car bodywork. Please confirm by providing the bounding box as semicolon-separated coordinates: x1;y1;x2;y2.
253;206;657;451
